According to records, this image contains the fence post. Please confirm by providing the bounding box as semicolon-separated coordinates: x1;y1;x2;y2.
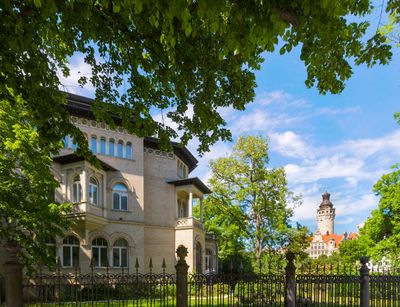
175;245;189;307
285;252;296;307
3;240;23;307
360;256;370;307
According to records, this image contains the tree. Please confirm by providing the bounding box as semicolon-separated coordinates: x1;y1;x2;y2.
0;0;394;266
0;89;72;269
379;1;400;46
203;136;300;269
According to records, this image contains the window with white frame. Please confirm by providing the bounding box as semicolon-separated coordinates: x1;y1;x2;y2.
92;238;108;267
71;175;82;203
89;177;99;206
177;160;187;178
62;236;79;267
112;183;128;211
112;239;128;268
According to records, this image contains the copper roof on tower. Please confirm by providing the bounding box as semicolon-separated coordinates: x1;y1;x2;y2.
320;191;333;208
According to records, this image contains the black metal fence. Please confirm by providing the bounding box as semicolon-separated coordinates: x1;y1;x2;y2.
296;264;361;306
23;259;176;306
2;246;400;306
189;271;285;306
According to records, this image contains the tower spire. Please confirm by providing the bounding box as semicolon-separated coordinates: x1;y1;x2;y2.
316;191;336;235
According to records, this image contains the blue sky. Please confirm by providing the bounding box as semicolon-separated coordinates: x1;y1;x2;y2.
61;5;400;235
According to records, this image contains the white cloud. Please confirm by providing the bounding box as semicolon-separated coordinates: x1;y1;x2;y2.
270;131;314;159
257;91;309;109
317;107;360;116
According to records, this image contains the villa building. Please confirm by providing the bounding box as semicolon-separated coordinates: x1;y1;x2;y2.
306;192;357;259
39;93;217;274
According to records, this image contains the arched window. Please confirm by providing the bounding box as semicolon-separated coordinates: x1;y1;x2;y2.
92;238;108;267
109;139;115;156
89;177;99;206
71;175;82;203
62;236;79;267
126;142;132;159
112;239;128;268
117;140;124;158
112;183;128;211
100;137;106;155
90;136;97;153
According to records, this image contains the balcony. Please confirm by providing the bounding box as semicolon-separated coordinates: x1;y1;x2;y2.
176;217;204;230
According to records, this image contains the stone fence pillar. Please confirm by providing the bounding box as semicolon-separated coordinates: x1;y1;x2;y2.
4;240;23;307
175;245;189;307
284;252;296;307
360;256;370;307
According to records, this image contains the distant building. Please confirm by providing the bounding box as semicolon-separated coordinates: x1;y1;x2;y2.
306;192;357;259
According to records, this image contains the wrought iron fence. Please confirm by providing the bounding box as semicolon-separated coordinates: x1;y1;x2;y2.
296;264;360;306
189;272;285;306
370;267;400;306
3;244;400;306
23;258;176;306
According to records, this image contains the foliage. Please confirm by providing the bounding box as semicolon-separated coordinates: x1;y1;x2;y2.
379;1;400;46
338;235;373;264
0;89;73;269
0;0;395;268
203;136;302;270
0;0;394;154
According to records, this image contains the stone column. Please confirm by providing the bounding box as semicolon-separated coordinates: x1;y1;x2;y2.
284;252;296;307
175;245;189;307
4;240;23;307
188;192;193;217
360;256;370;307
80;169;88;203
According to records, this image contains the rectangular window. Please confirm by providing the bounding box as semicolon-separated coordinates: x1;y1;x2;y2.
92;247;99;267
100;248;108;267
121;249;127;267
72;246;79;267
121;195;128;211
63;246;71;267
113;193;120;210
113;248;120;267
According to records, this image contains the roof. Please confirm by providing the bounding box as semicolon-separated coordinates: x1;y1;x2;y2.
144;137;197;172
65;93;198;172
52;153;117;171
166;177;212;194
319;191;334;208
321;234;344;247
320;232;359;247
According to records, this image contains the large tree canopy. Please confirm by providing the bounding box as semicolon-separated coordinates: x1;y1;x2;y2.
1;0;394;153
0;0;394;266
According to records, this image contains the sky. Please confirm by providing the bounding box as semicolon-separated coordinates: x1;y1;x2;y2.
60;4;400;235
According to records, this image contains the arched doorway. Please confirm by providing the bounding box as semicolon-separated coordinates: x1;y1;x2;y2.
196;242;202;273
